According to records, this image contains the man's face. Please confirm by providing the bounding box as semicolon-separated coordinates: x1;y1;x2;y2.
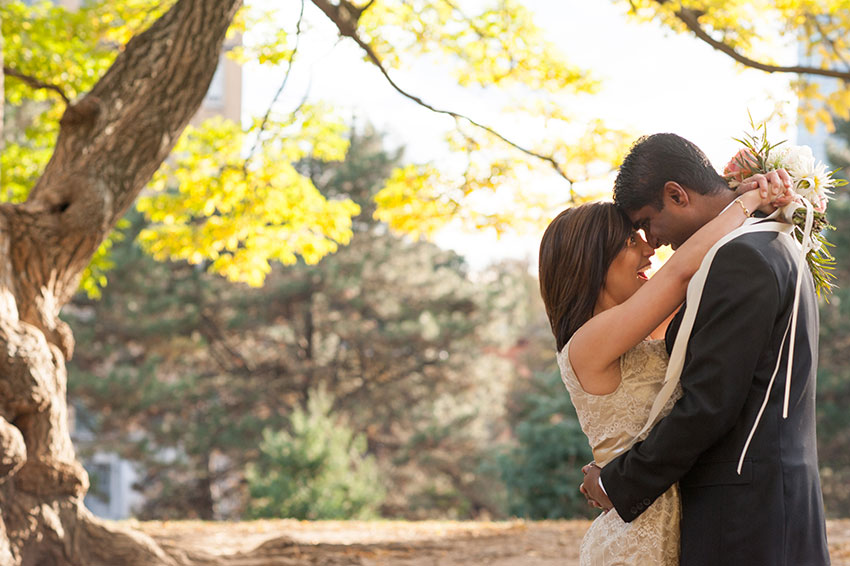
626;204;694;250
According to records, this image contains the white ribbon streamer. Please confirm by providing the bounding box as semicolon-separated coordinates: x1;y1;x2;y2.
783;198;814;418
737;200;813;474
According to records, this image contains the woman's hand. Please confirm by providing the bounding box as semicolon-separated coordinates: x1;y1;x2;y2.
736;169;795;214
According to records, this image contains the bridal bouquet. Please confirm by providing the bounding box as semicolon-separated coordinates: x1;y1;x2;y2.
723;121;846;296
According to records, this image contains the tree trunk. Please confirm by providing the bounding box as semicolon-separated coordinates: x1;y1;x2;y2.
0;1;241;564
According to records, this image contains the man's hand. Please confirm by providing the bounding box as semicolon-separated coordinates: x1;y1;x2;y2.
580;462;614;512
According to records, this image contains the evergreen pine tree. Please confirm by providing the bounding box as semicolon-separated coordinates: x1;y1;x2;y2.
245;386;385;519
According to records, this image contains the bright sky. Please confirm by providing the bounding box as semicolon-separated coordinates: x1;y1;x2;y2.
242;0;798;270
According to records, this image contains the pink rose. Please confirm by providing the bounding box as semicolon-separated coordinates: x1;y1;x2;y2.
723;149;760;182
814;193;828;213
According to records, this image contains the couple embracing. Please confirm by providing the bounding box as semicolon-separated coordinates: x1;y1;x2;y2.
539;133;830;565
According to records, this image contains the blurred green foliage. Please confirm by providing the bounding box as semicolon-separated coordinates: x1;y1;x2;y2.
246;386;385;520
493;370;595;520
818;124;850;517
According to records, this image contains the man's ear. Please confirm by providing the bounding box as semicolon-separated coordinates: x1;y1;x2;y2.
663;181;690;208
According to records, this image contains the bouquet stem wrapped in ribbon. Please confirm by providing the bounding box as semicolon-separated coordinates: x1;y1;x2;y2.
723;121;847;296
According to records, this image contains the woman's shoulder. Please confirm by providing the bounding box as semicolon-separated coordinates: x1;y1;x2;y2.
558;339;623;399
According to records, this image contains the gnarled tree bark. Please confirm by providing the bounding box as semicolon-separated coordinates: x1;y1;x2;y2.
0;0;241;564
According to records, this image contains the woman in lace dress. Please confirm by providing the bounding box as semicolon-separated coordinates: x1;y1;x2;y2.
537;176;791;565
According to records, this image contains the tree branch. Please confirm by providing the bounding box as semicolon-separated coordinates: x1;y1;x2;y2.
309;0;576;184
16;0;242;309
2;65;71;104
673;7;850;81
245;0;306;169
199;310;256;373
811;15;850;72
440;0;494;45
439;0;518;82
29;0;244;224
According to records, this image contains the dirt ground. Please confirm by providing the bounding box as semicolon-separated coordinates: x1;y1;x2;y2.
130;518;850;565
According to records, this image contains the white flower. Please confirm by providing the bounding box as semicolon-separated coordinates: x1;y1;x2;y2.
772;145;815;178
771;144;834;210
767;146;789;171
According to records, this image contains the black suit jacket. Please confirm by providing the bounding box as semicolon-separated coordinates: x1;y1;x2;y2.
599;228;830;565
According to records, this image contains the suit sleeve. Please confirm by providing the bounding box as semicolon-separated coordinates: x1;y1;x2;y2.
600;238;781;522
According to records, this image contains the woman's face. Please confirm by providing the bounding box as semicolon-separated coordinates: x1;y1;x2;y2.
602;231;655;305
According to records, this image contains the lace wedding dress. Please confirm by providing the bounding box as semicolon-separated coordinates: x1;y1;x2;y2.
558;339;682;566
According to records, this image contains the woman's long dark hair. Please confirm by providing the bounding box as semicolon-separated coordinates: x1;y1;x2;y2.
538;202;634;351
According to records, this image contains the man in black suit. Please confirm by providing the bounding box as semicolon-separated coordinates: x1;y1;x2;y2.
580;133;830;565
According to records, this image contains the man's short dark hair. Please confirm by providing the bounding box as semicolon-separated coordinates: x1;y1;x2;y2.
613;133;729;213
